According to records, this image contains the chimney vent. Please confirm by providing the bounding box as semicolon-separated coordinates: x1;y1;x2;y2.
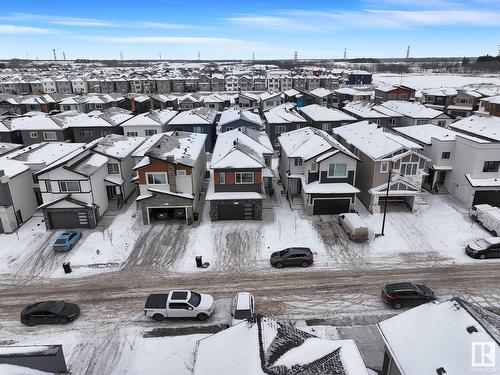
466;325;478;334
436;368;446;375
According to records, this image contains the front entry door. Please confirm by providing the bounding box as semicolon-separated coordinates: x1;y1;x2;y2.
106;185;116;199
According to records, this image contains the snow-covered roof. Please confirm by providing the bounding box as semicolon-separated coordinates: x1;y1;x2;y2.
334;121;421;160
380;100;445;119
299;104;356;122
143;131;206;166
131;133;164;158
334;87;370;96
218;108;263;130
308;87;332;98
466;174;500;187
92;134;145;159
422;88;458;97
211;128;272;169
121;109;178;127
0;158;30;178
284;89;300;97
343;101;402;119
69;153;108;176
6;114;64;131
278;126;357;161
0;142;22;156
480;94;500;105
378;298;500;375
6;142;84;166
193;316;368;374
260;91;281;101
169;107;217;125
264;103;307;124
301;177;359;194
393;124;489;145
449;115;500;142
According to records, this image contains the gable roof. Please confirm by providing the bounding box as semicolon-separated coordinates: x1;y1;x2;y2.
264;103;307;124
120;109;178;127
218;108;263;129
393;124;489;145
449;115;500;142
169;107;217;125
299;104;356;122
143;131;206;166
380;100;446;119
91;134;146;160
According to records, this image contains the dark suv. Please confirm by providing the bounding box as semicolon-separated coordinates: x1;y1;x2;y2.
381;282;435;309
270;247;313;268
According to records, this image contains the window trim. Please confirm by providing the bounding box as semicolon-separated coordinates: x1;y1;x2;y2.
483;161;500;173
107;163;119;175
380;161;389;173
59;180;80;193
235;171;254;184
310;162;317;172
176;170;187;176
219;172;226;184
400;162;419;176
146;172;167;185
29;131;38;139
328;163;348;178
441;151;451;160
45;180;52;192
43;131;57;141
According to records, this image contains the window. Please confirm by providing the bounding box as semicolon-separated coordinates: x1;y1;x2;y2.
483;161;500;173
45;181;52;192
100;130;111;137
380;161;389;173
219;172;226;184
30;132;38;139
437;120;446;127
275;139;280;147
294;158;303;167
310;162;317;172
275;125;287;134
400;162;418;176
126;132;138;137
79;129;92;137
328;163;347;177
193;126;204;133
389;118;396;126
416;120;427;125
168;303;190;310
59;181;80;192
176;170;186;176
441;152;451;160
145;129;157;136
235;172;254;184
146;173;167;185
107;163;119;174
322;123;332;131
43;132;57;141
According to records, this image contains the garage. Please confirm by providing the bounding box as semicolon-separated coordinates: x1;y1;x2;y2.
473;190;500;207
313;198;350;215
217;202;247;220
48;210;90;229
147;207;187;223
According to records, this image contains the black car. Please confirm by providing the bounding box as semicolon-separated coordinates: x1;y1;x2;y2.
21;301;80;326
173;208;186;219
465;237;500;259
270;247;313;268
381;283;435;309
155;210;172;220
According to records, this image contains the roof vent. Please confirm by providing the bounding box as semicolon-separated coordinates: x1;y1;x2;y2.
467;325;478;334
436;368;446;375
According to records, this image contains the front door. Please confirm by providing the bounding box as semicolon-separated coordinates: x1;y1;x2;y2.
106;185;116;200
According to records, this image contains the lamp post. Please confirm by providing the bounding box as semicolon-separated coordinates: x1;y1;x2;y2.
380;168;392;237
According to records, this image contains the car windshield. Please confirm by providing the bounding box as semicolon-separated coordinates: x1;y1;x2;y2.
474;240;489;248
279;249;289;256
234;309;252;320
55;239;67;245
188;292;202;307
49;301;66;314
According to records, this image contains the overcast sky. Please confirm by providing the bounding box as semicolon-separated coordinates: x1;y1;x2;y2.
0;0;499;60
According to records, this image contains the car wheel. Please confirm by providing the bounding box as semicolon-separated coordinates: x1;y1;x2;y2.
479;254;486;259
152;314;164;322
393;302;403;310
275;263;283;269
301;261;310;267
197;313;208;321
60;317;70;324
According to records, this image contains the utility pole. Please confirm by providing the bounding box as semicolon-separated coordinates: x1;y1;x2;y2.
294;51;298;64
197;50;200;61
159;52;162;60
343;48;347;61
252;51;255;64
53;48;57;61
63;51;66;60
406;45;410;59
497;45;500;57
380;167;392;237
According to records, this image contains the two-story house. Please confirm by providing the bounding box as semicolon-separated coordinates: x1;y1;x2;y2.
134;131;206;224
392;124;500;207
449;115;500;142
334;88;372;107
302;88;339;108
217;108;263;134
264;103;308;149
299;104;357;135
477;95;500;117
177;94;203;111
168;107;217;152
334;121;427;214
342;101;403;128
446;89;482;118
374;85;416;103
380;101;452;127
6;114;72;146
278;127;360;215
120;109;178;138
207;128;273;221
421;88;457;110
259;92;282;112
203;94;229;112
238;93;260;110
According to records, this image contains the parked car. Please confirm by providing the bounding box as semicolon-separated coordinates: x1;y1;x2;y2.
230;292;255;326
53;230;82;252
173;208;186;220
144;290;214;322
465;237;500;259
469;204;496;220
338;213;369;241
473;204;500;236
381;282;435;309
20;301;80;326
155;210;172;220
270;247;313;268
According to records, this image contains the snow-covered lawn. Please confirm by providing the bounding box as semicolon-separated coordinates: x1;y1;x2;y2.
373;73;500;90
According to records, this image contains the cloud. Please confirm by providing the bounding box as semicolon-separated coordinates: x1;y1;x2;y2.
131;21;191;30
0;24;54;34
224;15;322;32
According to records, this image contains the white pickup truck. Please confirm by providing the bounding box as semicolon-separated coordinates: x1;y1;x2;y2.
470;204;500;236
144;290;215;321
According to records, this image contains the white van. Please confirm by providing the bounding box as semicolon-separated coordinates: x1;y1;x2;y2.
338;213;369;242
469;204;497;220
476;207;500;237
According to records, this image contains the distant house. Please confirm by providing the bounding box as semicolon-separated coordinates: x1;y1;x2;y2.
177;93;203;111
393;124;500;207
0;159;37;233
150;94;177;110
477;95;500;117
210;74;225;92
207;128;274;221
169;107;218;151
446;89;482;118
342;70;372;85
120;109;178;138
193;316;369;375
134;131;206;224
264;103;308;149
334;87;372;106
278;127;360;215
5;114;72;146
449;114;500;142
378;298;500;375
124;95;151;114
20;94;59;114
342;101;403;128
203;93;229;112
374;85;416;103
217;108;263;134
302;88;339;107
238;93;260;110
259;91;282;112
239;76;253;91
334;121;427;213
0;119;22;144
421;88;457;110
59;96;89;113
299;104;357;134
283;89;303;106
380;100;452;127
